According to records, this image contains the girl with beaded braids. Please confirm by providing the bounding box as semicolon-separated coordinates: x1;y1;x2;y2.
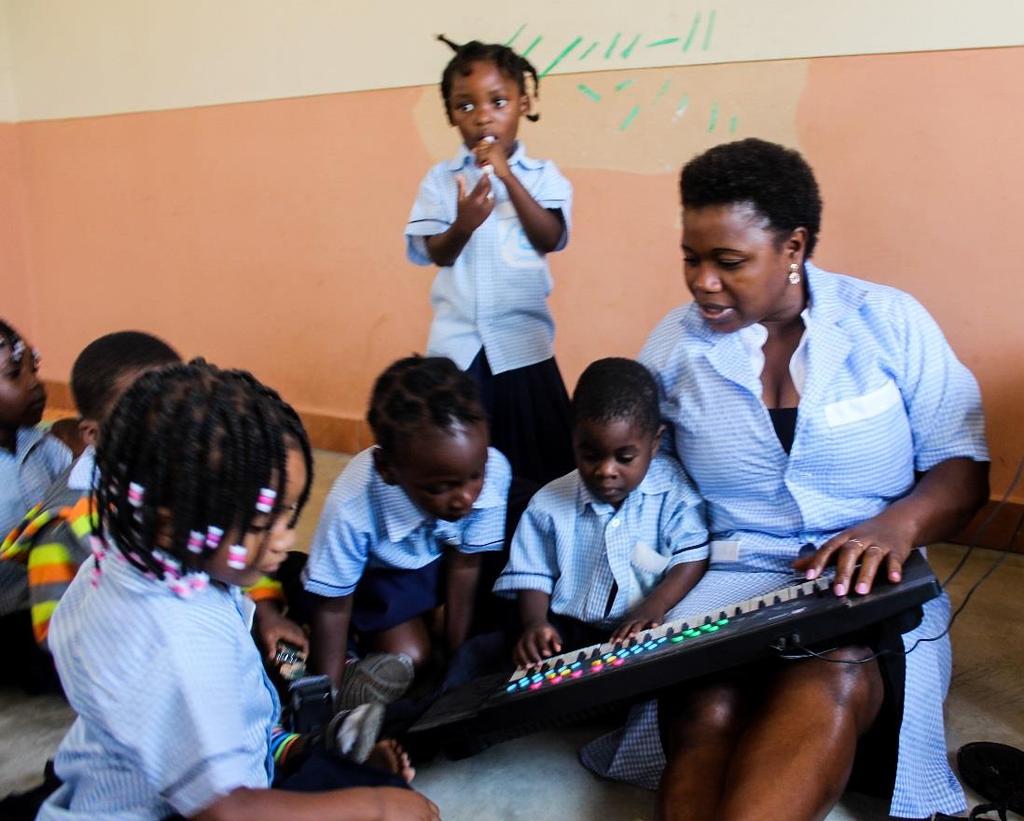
40;360;438;821
305;356;511;691
404;36;575;490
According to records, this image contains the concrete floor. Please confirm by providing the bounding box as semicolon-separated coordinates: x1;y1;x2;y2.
2;449;1021;820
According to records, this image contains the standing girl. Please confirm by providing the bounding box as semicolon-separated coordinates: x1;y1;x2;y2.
405;37;575;487
40;361;437;821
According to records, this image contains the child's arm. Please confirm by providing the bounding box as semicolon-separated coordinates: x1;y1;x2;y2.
444;550;482;654
514;589;563;667
253;600;308;660
424;175;494;267
475;141;566;255
192;785;439;821
309;593;354;691
610;558;708;642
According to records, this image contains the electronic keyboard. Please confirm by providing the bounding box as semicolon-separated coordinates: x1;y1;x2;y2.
409;551;940;751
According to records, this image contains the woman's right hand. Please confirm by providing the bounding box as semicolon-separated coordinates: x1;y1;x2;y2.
514;622;563;668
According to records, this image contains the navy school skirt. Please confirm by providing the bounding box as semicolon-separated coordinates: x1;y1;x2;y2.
466;349;575;488
351;558;445;635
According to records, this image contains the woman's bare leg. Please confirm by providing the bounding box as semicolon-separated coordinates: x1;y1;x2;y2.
658;680;751;821
717;647;884;821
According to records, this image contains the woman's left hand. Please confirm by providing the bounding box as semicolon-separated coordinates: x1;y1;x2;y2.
792;515;915;597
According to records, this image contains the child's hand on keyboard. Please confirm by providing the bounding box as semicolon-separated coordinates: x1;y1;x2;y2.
515;622;563;667
611;601;666;642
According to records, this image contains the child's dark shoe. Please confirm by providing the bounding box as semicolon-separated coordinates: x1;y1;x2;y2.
336;652;415;710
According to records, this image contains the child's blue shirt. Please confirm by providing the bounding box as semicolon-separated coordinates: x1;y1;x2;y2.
0;425;71;537
493;454;709;628
0;426;71;617
303;446;511;598
40;552;278;819
405;142;572;375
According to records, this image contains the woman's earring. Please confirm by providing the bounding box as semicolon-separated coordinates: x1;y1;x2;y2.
788;262;801;285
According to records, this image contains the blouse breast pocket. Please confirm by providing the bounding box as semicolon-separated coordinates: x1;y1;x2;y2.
820;379;915;496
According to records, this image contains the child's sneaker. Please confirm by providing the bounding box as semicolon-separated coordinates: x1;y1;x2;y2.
336;652;415;710
324;702;385;764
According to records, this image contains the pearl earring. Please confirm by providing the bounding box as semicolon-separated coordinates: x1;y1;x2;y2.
788;262;801;285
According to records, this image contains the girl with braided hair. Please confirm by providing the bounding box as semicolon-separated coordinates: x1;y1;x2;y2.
40;360;438;821
404;36;575;489
305;356;511;691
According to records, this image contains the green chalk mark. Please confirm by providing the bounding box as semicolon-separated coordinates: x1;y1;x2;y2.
577;83;602;102
702;10;717;51
729;115;739;133
504;24;526;47
683;13;702;52
619;104;641;131
615;79;634;92
621;34;641;58
579;41;599;60
653;79;671;104
675;94;690;117
647;37;681;47
540;36;582;77
520;35;544;57
708;102;719;132
604;33;621;58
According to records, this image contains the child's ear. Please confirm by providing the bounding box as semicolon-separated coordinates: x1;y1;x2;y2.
372;447;399;486
650;424;665;457
78;418;100;447
518;93;531;117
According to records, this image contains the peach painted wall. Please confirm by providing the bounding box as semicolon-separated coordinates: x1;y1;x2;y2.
2;47;1021;500
0;122;33;339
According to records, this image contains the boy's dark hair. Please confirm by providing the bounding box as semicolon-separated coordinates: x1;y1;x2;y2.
96;359;313;579
680;138;823;258
368;355;485;454
437;35;541;124
71;331;181;421
572;358;661;436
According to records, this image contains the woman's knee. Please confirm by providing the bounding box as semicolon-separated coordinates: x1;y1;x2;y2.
811;646;884;729
667;682;747;747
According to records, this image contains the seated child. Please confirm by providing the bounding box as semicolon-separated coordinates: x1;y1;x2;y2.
304;356;511;689
0;319;72;691
2;330;181;647
494;358;709;666
0;319;72;553
40;360;438;821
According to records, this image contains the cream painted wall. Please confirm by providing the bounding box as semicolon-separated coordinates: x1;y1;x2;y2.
3;0;1023;121
0;2;18;121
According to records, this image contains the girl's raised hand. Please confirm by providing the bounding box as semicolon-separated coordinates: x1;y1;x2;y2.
473;138;510;179
453;173;494;233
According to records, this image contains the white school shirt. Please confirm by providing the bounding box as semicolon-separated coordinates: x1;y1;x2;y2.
303;446;511;598
404;142;573;374
40;552;278;820
493;454;709;628
640;262;988;569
